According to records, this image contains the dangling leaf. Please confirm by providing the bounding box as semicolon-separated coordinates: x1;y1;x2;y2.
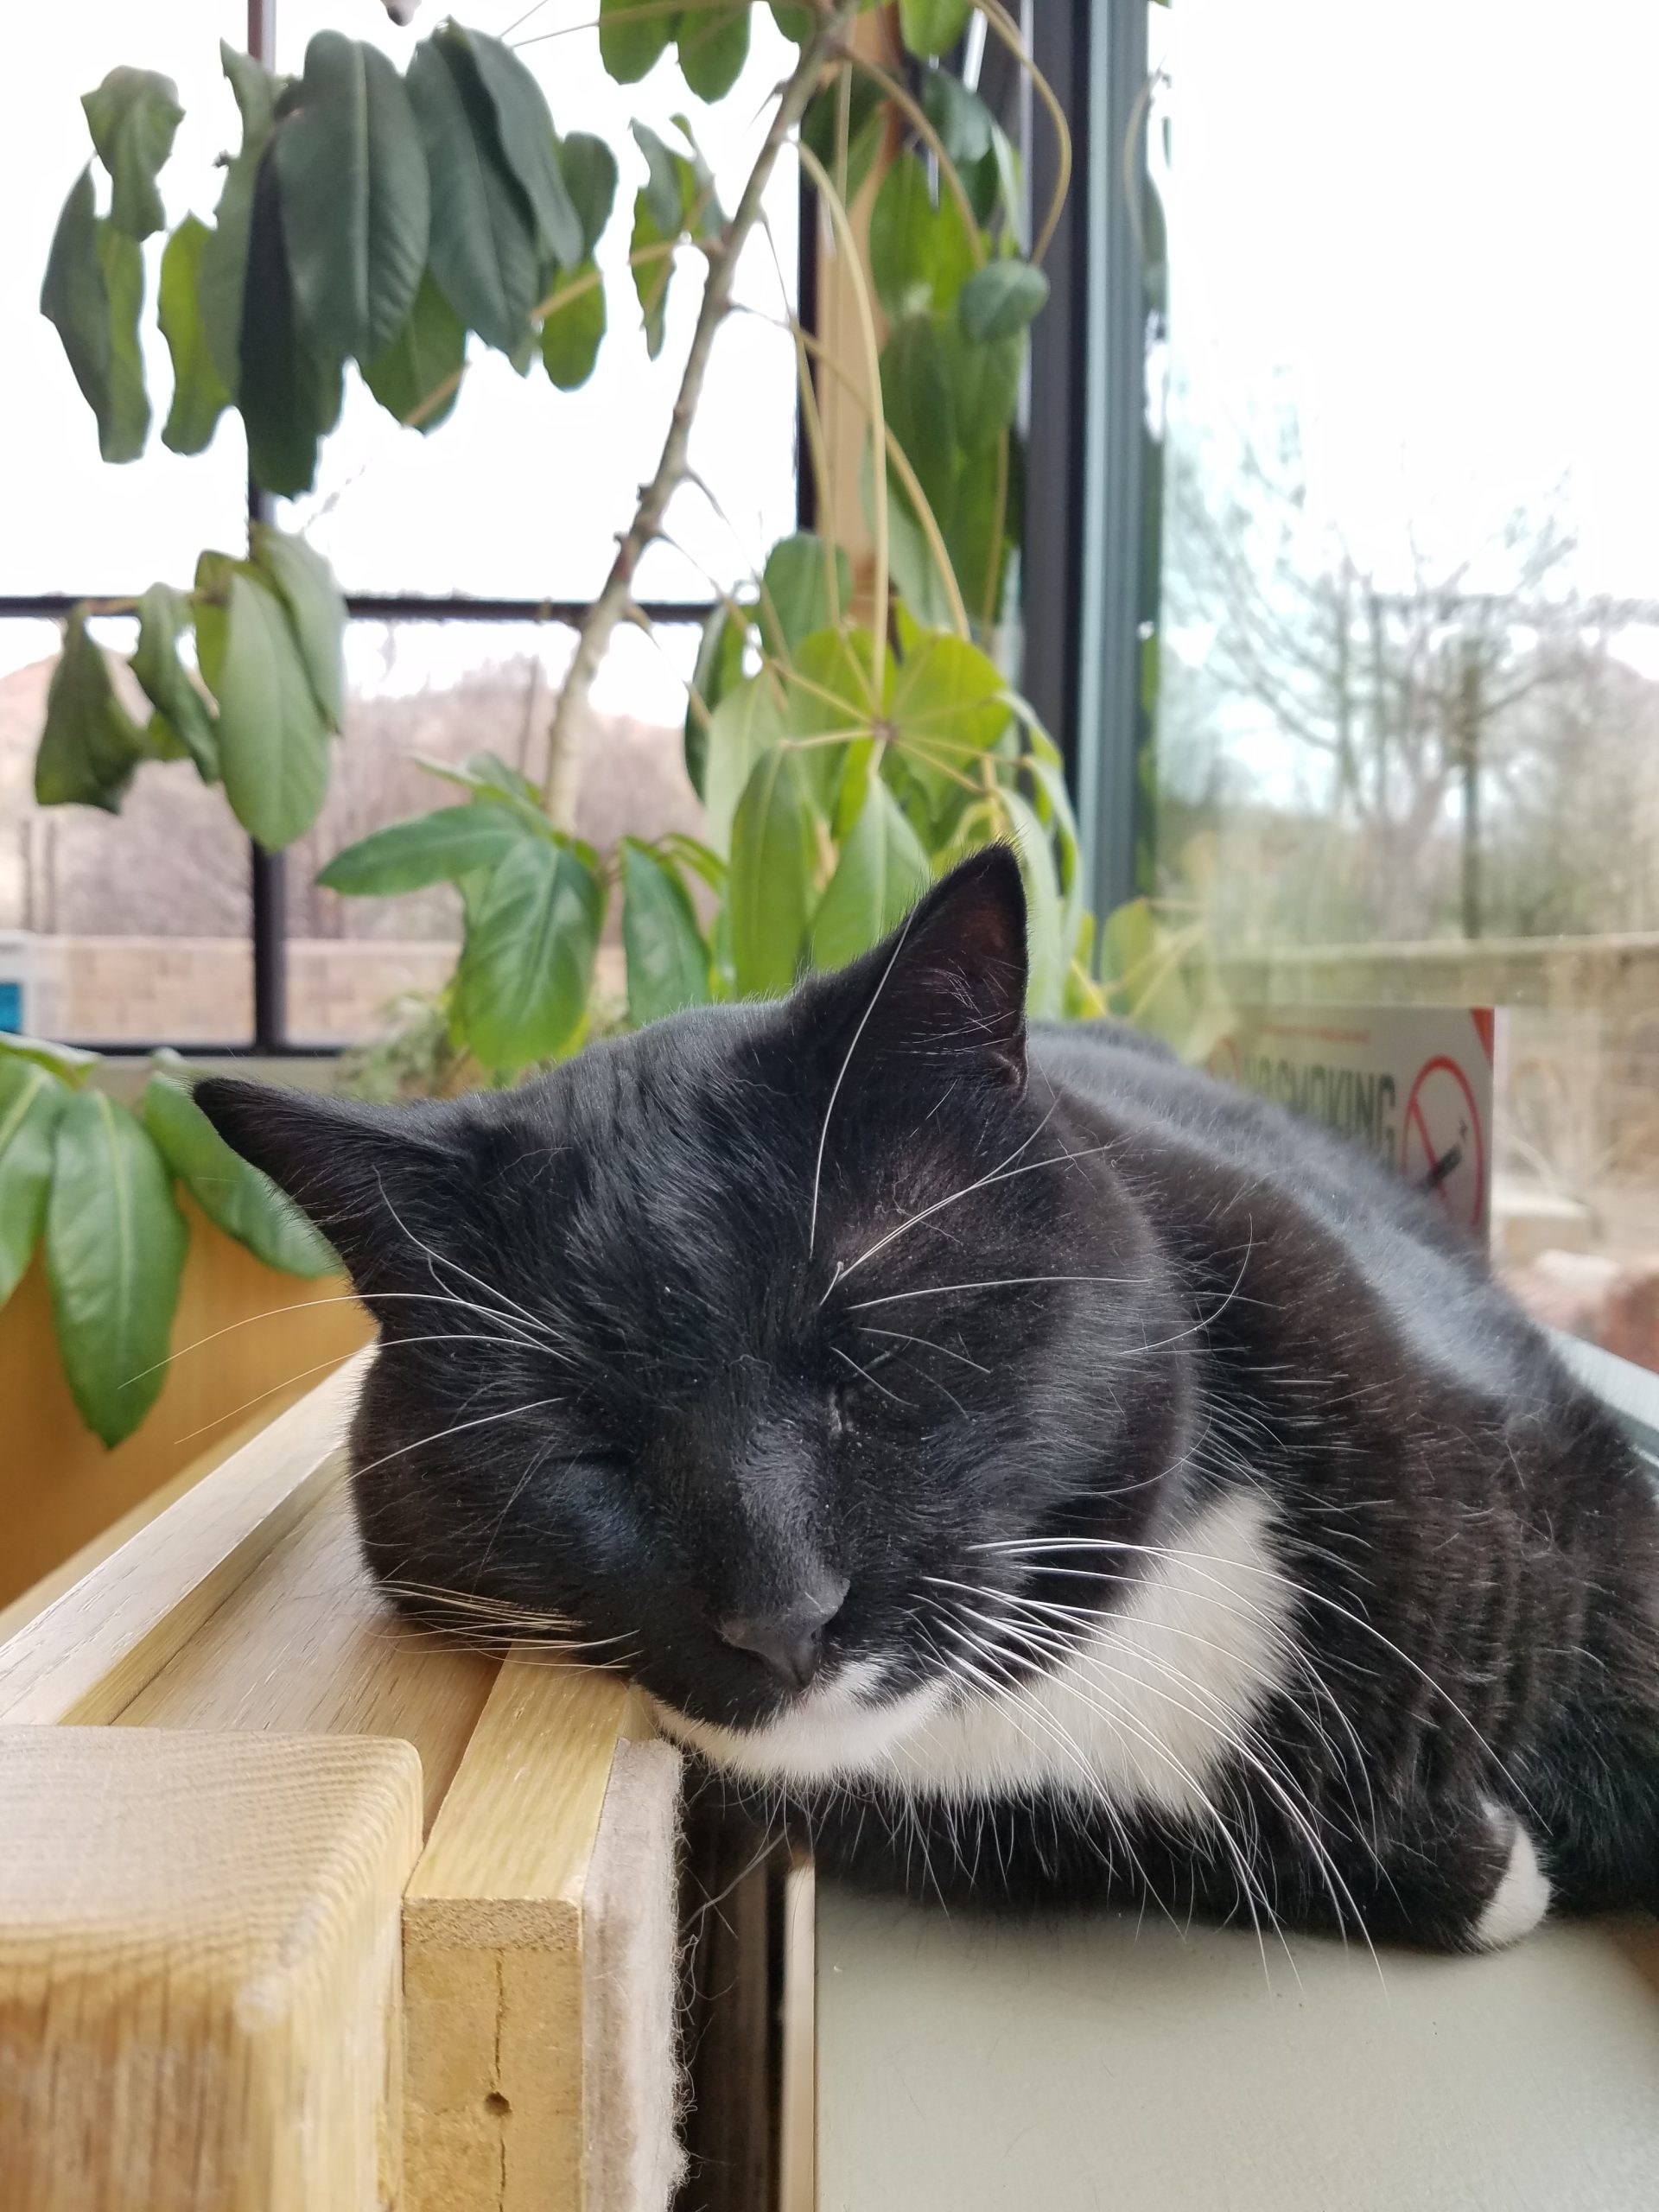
868;152;975;322
938;315;1021;454
802;73;885;208
685;601;749;798
82;67;183;241
728;747;818;999
628;123;717;359
769;3;814;38
958;258;1050;342
880;313;957;529
922;70;993;170
631;190;676;359
541;260;606;389
703;670;785;856
408;31;540;353
678;4;750;103
620;840;712;1026
318;802;534;896
45;1092;188;1447
458;838;604;1071
198;43;283;399
364;268;467;431
561;133;620;259
0;1059;67;1308
757;535;854;659
211;573;332;849
41;168;150;463
143;1073;337;1278
251;525;347;729
238;153;342;497
600;0;674;84
272;32;429;363
899;0;974;59
809;778;930;970
130;584;219;780
455;26;582;270
158;217;232;454
35;609;149;811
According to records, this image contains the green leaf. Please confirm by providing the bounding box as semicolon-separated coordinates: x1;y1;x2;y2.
541;259;606;389
810;777;930;970
35;609;149;811
457;27;582;270
158;216;232;454
198;44;282;400
758;534;854;659
869;151;975;321
41;169;150;463
620;840;712;1026
458;838;604;1072
729;745;818;999
1001;789;1064;1017
0;1060;67;1307
769;2;814;38
561;133;620;259
899;0;974;59
938;313;1020;454
45;1091;188;1447
131;584;219;780
944;429;1020;625
887;628;1010;759
880;313;957;530
780;624;871;817
408;32;539;353
82;67;182;241
958;258;1050;342
601;0;675;84
143;1073;336;1278
802;72;886;208
703;669;785;856
364;267;467;431
0;1035;100;1083
685;601;748;798
251;525;347;729
921;70;992;170
631;193;675;359
272;33;429;363
678;3;751;102
318;802;533;896
212;573;331;849
239;153;342;497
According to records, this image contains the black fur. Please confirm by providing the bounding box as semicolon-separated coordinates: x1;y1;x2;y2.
196;848;1659;1949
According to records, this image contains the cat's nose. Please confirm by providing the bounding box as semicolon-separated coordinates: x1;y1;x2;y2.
717;1575;849;1691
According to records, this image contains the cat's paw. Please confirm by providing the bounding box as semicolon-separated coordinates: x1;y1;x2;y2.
1471;1802;1551;1950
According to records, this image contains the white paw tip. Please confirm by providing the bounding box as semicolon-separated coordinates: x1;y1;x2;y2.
1472;1810;1551;1950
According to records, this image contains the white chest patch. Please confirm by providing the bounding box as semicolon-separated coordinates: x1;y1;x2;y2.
657;1489;1294;1826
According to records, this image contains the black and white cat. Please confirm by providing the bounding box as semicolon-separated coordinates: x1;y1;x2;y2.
198;848;1659;1953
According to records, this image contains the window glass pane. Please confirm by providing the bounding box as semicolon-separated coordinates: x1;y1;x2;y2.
1149;2;1659;1373
0;619;252;1044
0;3;248;594
288;617;703;1045
274;3;799;602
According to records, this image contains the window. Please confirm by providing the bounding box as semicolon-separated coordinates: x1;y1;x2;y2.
1043;0;1659;1376
1;1;800;1049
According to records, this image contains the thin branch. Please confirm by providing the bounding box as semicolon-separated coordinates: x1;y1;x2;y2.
539;6;857;823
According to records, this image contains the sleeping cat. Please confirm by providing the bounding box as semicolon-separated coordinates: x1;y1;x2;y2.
197;847;1659;1953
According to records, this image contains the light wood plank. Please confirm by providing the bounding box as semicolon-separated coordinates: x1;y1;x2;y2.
0;1357;372;1726
402;1659;632;2211
118;1479;498;1835
0;1726;422;2212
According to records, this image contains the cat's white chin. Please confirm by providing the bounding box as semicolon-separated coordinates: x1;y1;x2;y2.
652;1656;950;1785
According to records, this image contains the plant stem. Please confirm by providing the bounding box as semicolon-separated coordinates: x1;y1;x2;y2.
540;4;855;823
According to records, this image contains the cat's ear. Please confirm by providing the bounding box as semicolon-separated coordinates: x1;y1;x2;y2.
799;843;1028;1090
191;1077;477;1297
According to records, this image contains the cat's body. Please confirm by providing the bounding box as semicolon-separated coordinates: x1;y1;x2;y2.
198;849;1659;1954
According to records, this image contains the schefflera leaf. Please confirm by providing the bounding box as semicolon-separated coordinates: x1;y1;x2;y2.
620;839;711;1027
810;777;930;970
317;800;532;897
458;837;605;1072
408;28;540;355
365;268;467;431
45;1090;188;1447
678;4;751;104
728;745;819;1000
35;608;150;811
600;0;674;85
197;560;331;849
0;1057;67;1308
143;1071;336;1277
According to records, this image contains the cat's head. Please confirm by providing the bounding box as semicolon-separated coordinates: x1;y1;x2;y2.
197;849;1177;1779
